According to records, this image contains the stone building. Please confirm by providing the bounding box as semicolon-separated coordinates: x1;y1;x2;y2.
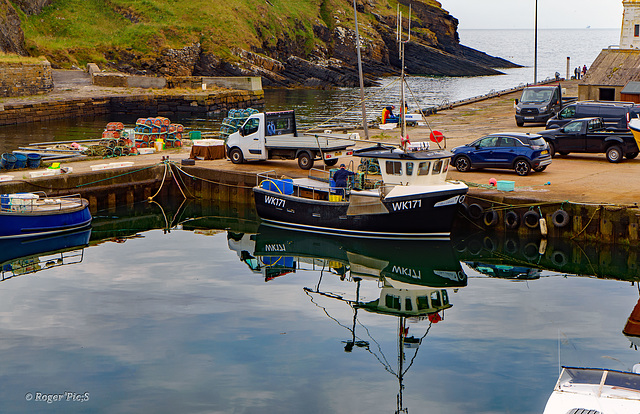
578;0;640;101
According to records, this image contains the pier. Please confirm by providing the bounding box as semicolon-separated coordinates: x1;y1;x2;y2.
1;77;639;244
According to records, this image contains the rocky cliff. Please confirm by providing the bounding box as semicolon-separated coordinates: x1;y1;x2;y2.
4;0;520;88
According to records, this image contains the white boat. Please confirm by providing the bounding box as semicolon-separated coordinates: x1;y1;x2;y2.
543;366;640;414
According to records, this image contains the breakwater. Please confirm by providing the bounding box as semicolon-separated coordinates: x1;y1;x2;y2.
0;89;264;126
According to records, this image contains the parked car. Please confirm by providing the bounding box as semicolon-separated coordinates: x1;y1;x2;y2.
451;133;552;176
537;117;639;162
546;101;640;129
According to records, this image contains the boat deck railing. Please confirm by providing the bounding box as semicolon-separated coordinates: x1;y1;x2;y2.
0;192;85;213
1;248;85;281
256;170;353;201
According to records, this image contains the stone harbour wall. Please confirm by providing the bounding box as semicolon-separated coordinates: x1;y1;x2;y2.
0;89;264;125
0;61;53;98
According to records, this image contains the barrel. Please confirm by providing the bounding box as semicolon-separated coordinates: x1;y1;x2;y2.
26;153;42;169
0;153;16;170
13;153;27;169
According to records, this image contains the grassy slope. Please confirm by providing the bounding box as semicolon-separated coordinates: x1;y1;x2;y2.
18;0;437;68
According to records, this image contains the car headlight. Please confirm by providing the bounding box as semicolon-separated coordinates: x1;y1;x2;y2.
540;106;547;112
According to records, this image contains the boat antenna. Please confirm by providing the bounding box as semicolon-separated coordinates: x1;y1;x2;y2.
397;4;411;150
353;1;370;140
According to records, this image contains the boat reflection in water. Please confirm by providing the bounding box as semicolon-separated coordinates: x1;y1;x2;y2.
0;228;91;282
229;223;466;413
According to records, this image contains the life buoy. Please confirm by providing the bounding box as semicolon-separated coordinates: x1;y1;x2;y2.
504;211;520;229
551;209;570;228
467;203;484;220
483;210;499;227
523;210;541;229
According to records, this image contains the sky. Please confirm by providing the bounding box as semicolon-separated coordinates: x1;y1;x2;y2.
442;0;623;30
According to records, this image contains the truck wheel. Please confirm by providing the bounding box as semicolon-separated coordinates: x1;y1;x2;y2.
516;119;524;127
324;158;339;167
548;143;556;158
626;151;639;159
298;152;314;170
454;156;471;172
229;148;244;164
514;159;531;176
606;145;623;163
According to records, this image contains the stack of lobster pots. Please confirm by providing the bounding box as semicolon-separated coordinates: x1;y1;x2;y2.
101;122;135;156
133;117;184;149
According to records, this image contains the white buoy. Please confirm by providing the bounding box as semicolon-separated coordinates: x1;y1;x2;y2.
539;217;548;237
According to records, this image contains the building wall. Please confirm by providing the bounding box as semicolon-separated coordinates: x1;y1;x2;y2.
621;0;640;49
579;84;625;101
0;61;54;98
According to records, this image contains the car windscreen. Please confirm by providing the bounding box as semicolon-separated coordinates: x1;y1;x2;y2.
520;89;552;103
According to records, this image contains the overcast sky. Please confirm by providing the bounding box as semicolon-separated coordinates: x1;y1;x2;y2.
442;0;623;29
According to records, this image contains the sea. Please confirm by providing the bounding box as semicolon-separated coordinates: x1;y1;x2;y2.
0;29;638;414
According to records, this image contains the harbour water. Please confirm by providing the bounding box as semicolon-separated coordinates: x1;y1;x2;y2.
0;196;639;413
0;28;637;413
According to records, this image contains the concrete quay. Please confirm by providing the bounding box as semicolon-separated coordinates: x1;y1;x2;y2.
1;78;640;244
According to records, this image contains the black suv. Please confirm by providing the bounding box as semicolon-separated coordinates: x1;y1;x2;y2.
546;101;640;129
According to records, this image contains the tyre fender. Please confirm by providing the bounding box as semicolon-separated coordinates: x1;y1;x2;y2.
523;210;541;229
483;210;499;227
551;209;570;228
467;203;484;220
550;250;568;267
504;210;520;229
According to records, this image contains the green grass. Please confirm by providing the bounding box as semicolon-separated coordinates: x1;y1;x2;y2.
19;0;440;68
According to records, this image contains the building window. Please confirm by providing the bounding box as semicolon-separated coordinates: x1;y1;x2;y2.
635;24;639;37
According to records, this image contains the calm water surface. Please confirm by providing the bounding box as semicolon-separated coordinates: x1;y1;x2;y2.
0;197;638;413
0;28;637;413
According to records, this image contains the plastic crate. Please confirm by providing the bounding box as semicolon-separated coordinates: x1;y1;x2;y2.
497;180;515;191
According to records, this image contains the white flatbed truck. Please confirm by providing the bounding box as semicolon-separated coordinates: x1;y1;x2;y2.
225;110;356;169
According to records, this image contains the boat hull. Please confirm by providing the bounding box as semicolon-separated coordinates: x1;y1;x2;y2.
0;199;92;239
253;186;467;238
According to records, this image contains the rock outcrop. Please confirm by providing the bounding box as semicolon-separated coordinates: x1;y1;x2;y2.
5;0;521;88
0;0;27;55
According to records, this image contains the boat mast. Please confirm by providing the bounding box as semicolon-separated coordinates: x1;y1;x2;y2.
397;4;411;145
353;1;370;140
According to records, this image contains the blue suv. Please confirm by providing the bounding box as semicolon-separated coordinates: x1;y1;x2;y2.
451;133;552;176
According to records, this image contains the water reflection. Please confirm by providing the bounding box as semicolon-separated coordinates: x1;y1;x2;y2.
0;229;90;282
452;231;640;283
229;224;466;413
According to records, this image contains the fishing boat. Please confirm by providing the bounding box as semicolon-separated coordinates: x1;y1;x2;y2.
253;143;467;238
0;192;92;239
543;366;640;413
252;5;467;238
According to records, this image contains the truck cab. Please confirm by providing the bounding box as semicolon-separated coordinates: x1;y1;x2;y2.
515;84;567;127
225;110;355;170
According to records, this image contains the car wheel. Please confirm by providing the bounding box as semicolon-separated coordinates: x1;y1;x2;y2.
516;119;524;127
514;159;531;176
454;156;471;172
533;165;547;172
626;151;639;160
298;152;314;170
548;143;556;158
229;148;244;164
606;145;623;163
324;158;339;166
558;151;570;156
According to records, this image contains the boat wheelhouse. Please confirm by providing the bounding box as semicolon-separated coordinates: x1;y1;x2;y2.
543;366;640;414
253;144;468;238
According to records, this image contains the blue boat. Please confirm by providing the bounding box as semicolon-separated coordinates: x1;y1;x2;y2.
0;192;92;239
